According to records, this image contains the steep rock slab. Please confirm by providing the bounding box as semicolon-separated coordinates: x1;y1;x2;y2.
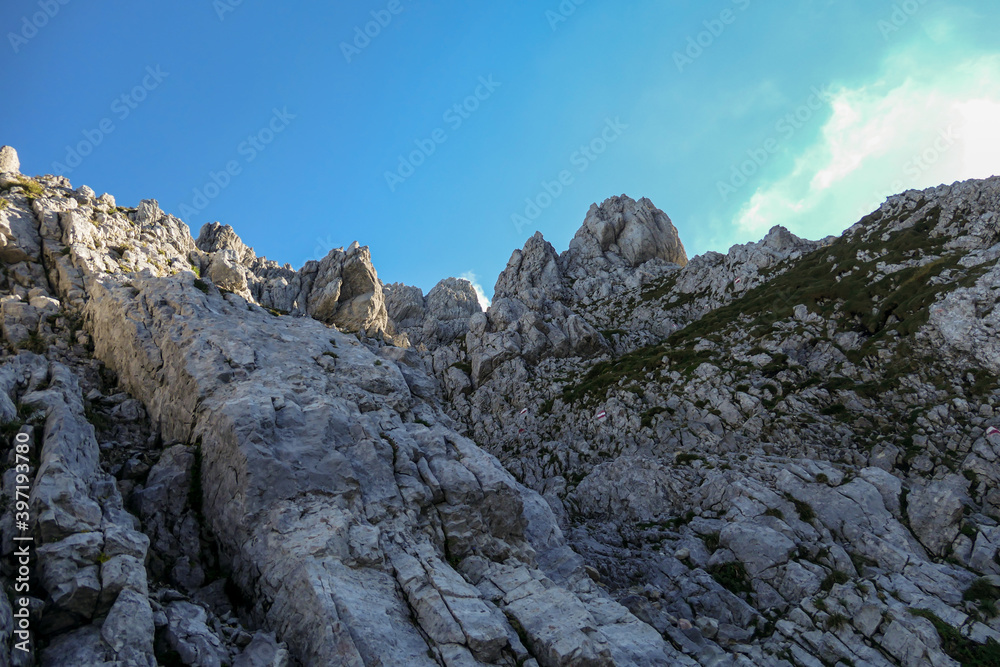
84;274;682;665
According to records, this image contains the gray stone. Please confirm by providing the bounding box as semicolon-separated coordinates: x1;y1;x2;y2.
0;146;19;174
40;625;108;666
10;152;1000;667
907;475;969;556
100;589;156;667
234;632;290;667
161;602;229;667
134;199;162;225
565;195;688;270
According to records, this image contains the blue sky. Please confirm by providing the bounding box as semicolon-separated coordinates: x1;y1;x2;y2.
3;1;999;306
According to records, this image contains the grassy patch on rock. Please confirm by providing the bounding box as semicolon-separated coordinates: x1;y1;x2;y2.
909;607;1000;666
708;561;752;596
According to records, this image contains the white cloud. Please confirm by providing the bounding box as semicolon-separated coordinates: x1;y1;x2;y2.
734;52;1000;241
459;271;491;311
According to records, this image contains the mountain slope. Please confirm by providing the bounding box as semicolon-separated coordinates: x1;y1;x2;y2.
0;150;694;666
442;178;1000;666
1;145;999;665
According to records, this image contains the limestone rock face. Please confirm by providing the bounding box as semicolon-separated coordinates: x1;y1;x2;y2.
0;356;156;665
134;199;162;226
433;176;1000;667
1;158;677;662
0;199;41;264
385;278;482;348
81;272;685;666
132;445;206;591
494;232;565;303
466;230;609;385
196;222;394;335
465;196;691;386
427;277;482;322
569;456;684;523
206;249;251;298
305;242;388;334
906;475;970;557
383;282;426;329
0;146;19;174
196;222;256;264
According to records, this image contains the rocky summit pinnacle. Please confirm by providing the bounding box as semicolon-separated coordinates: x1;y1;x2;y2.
0;146;19;174
1;145;1000;666
567;194;688;271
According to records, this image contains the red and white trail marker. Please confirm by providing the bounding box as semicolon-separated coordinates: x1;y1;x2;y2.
987;426;1000;438
734;277;742;285
595;410;607;423
518;428;526;435
519;408;528;415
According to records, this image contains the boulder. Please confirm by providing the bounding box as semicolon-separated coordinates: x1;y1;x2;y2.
0;146;20;174
906;475;969;557
160;602;229;667
306;242;389;334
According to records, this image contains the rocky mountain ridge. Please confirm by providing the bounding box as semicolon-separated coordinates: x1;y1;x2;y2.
0;144;998;666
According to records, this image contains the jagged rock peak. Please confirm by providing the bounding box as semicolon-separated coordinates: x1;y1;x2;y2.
196;221;256;265
384;277;482;347
493;231;564;302
0;145;19;174
383;282;426;329
566;194;687;271
307;242;389;335
426;277;482;320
